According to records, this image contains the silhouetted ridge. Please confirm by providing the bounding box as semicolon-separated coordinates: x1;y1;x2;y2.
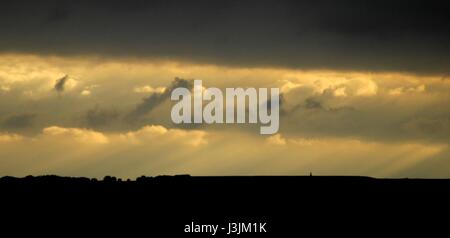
2;175;450;194
2;175;450;236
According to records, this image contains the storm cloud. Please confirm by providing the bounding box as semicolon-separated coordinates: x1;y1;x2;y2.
2;113;37;129
0;0;450;74
83;106;119;129
54;75;69;93
127;78;193;121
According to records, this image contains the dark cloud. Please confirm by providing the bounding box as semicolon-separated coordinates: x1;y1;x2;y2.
402;116;450;141
281;96;355;117
1;0;450;73
126;77;193;121
45;5;70;24
2;113;36;129
84;106;119;129
54;75;69;93
279;95;450;143
304;98;323;110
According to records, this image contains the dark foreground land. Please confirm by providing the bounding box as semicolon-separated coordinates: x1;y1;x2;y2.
1;175;450;236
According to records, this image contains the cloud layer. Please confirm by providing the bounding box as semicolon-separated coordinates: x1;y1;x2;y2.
1;0;450;73
0;54;449;177
0;124;446;178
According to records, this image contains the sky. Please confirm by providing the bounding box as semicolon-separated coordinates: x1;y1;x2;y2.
0;0;450;178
